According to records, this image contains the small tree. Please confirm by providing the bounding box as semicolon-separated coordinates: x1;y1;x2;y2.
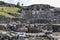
17;2;20;7
22;3;23;6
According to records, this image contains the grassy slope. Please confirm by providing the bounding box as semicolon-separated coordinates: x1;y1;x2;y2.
0;12;15;18
0;7;19;18
0;7;19;13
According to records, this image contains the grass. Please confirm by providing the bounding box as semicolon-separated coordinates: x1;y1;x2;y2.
0;7;19;13
0;7;19;18
0;12;15;18
28;37;49;40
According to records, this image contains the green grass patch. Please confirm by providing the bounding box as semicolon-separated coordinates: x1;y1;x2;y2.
28;37;49;40
0;7;19;18
0;12;15;18
0;7;19;13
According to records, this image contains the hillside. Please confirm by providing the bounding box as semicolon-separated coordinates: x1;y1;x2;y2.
0;1;60;18
0;1;20;18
